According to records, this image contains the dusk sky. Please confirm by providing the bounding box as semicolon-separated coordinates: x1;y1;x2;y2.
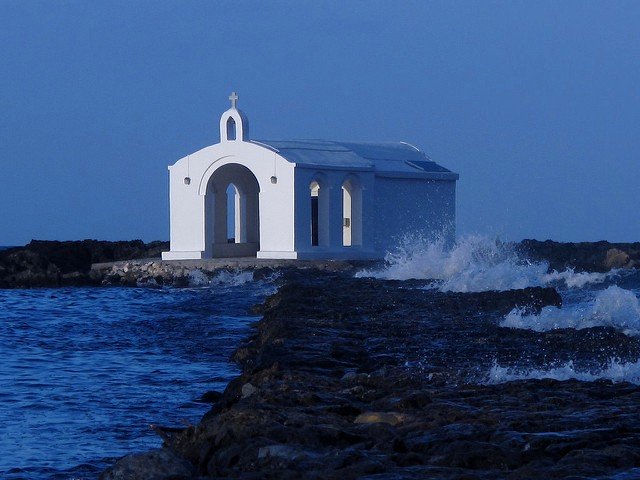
1;1;639;246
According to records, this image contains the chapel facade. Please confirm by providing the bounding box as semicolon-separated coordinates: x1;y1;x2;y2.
162;93;458;261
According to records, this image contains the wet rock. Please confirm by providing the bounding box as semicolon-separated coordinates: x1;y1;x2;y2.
198;390;223;403
604;248;632;269
257;444;315;461
99;448;193;480
354;411;407;426
241;383;257;398
520;239;640;272
0;240;168;288
149;270;640;479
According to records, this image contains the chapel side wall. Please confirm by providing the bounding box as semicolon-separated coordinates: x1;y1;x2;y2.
373;177;456;254
167;163;206;255
293;168;377;259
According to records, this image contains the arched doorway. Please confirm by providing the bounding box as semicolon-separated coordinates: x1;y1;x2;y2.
205;163;260;257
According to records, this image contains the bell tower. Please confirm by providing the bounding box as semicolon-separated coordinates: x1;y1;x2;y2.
219;91;249;142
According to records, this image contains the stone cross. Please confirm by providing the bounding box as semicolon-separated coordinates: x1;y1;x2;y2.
229;92;238;109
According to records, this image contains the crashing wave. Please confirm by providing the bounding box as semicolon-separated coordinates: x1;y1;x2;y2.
356;234;615;293
210;270;255;287
187;269;211;286
487;358;640;385
501;285;640;335
185;269;256;287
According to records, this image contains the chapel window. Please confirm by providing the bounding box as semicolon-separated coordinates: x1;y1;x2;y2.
342;179;362;246
226;183;242;243
310;181;320;246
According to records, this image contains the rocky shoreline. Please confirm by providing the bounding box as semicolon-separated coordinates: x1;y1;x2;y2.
1;239;639;289
102;269;640;479
518;239;640;272
4;239;640;478
0;240;169;288
0;240;367;288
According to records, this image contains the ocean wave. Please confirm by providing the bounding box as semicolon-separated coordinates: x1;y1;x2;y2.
356;234;615;293
210;270;255;286
186;269;256;287
543;268;617;289
487;358;640;385
501;286;640;335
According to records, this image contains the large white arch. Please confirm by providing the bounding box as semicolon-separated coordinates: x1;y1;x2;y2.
204;163;260;257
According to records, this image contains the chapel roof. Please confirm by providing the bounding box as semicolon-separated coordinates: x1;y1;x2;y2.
250;139;458;179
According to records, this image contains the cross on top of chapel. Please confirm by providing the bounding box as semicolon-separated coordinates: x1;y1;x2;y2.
229;92;239;109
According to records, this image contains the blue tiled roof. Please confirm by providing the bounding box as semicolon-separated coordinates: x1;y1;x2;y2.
252;139;457;179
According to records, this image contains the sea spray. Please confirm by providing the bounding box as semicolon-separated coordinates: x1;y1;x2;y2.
185;269;257;287
210;269;255;286
357;234;614;292
501;285;640;335
487;358;640;384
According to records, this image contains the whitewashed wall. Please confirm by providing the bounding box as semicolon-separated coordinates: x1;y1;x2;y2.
162;142;295;260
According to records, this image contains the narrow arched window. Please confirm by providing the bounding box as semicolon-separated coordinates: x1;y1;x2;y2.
342;179;362;246
310;181;320;246
226;117;237;141
226;183;240;243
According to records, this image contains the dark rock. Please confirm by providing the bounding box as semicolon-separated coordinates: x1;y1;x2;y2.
0;240;168;288
197;390;223;403
519;239;640;272
89;260;640;478
143;271;640;479
99;448;193;480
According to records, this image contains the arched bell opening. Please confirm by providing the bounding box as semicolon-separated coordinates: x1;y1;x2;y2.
205;163;260;257
226;117;237;141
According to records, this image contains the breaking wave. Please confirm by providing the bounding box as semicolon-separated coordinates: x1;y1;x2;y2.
187;269;255;287
501;285;640;335
487;358;640;385
357;234;616;293
210;270;256;286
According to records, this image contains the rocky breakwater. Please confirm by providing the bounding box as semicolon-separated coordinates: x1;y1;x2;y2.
93;258;363;288
104;270;640;479
520;239;640;272
0;240;168;288
96;260;200;287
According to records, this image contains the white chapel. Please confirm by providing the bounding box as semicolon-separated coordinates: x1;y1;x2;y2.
162;93;459;261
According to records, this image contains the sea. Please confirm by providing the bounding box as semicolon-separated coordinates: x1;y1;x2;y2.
1;236;640;479
0;270;273;479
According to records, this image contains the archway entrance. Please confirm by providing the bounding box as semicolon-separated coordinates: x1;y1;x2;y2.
205;163;260;257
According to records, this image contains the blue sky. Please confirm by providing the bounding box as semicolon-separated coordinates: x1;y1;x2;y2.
1;1;638;245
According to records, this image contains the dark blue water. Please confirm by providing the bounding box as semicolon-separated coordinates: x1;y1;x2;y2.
0;272;272;479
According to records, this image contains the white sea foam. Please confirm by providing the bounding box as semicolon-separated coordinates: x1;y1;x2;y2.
186;269;255;287
210;270;255;287
187;269;211;286
543;269;615;289
487;358;640;385
502;286;640;335
356;234;614;293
